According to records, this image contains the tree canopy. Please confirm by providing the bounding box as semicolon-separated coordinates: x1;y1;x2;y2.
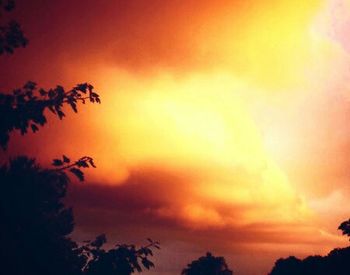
269;225;350;275
269;247;350;275
182;252;233;275
338;219;350;240
1;156;86;275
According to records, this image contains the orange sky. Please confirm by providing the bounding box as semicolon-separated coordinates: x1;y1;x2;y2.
2;0;350;274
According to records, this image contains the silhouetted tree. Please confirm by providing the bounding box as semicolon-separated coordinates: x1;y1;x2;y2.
0;156;159;275
0;0;28;54
182;252;233;275
269;248;350;275
0;2;159;275
269;224;350;275
269;256;303;275
82;235;160;275
0;156;88;275
0;80;101;150
338;219;350;239
0;1;100;150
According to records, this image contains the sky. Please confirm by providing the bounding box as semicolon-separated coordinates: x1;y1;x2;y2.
1;0;350;274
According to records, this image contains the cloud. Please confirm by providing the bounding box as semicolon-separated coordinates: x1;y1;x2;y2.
67;163;310;241
2;0;323;87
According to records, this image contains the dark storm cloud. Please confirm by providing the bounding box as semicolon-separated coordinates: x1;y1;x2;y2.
1;0;247;88
66;166;324;251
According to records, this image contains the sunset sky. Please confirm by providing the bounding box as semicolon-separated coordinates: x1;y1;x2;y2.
1;0;350;274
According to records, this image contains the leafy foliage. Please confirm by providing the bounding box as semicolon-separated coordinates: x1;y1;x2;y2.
81;236;160;275
268;222;350;275
1;2;159;275
269;247;350;275
0;0;28;54
0;156;159;275
52;155;96;181
0;81;101;150
338;219;350;239
0;156;86;275
182;252;233;275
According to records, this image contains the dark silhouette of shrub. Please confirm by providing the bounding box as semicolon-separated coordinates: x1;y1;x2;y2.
0;156;159;275
269;247;350;275
269;256;302;275
82;235;160;275
0;156;86;275
269;223;350;275
182;252;233;275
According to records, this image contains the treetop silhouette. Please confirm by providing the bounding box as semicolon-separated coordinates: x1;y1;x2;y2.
269;223;350;275
338;219;350;240
81;235;160;275
182;252;233;275
1;156;86;275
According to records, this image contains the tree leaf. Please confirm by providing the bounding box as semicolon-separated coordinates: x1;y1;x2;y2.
62;155;70;163
30;124;39;133
88;159;96;168
69;168;84;181
52;159;63;166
